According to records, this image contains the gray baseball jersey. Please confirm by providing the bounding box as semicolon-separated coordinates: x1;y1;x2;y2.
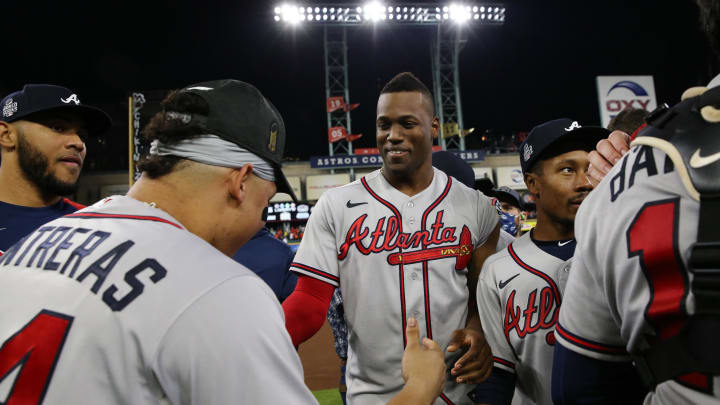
291;168;499;405
557;145;719;404
0;196;317;405
477;232;571;405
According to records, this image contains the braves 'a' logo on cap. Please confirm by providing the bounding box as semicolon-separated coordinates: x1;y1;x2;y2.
564;121;581;132
61;94;81;105
523;143;533;162
2;98;18;118
269;121;278;152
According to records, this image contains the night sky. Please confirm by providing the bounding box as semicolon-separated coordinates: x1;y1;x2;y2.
4;1;717;171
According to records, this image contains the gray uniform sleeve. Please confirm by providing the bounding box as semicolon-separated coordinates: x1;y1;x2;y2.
153;277;318;405
475;191;500;248
290;194;340;286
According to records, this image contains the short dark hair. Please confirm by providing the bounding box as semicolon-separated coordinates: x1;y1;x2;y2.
137;90;210;178
380;72;435;114
607;108;648;135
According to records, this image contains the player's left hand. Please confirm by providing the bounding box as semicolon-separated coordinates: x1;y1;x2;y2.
446;328;492;384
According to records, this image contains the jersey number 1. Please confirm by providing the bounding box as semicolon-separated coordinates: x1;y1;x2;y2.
0;310;73;405
627;198;687;339
627;198;712;392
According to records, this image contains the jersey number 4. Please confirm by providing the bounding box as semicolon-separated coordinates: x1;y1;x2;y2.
0;310;73;405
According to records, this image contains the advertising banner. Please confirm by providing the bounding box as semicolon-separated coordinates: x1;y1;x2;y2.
306;174;351;200
495;166;525;190
310;149;484;169
596;75;657;127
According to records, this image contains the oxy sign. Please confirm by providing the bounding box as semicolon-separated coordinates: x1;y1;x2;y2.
596;76;657;127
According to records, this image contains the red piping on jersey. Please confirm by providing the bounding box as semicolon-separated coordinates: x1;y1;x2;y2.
64;212;183;229
555;323;628;355
420;176;453;340
493;356;515;369
361;176;408;347
439;393;455;405
507;243;561;305
62;198;85;210
290;262;340;283
630;122;647;141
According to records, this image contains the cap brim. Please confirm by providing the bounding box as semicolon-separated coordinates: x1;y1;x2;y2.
10;104;112;136
272;164;298;202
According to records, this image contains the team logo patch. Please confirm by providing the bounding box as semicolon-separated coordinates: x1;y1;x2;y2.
61;94;81;105
268;121;278;152
564;121;581;131
2;98;18;118
523;143;533;162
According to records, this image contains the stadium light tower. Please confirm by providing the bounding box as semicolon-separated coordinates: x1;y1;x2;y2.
274;3;506;152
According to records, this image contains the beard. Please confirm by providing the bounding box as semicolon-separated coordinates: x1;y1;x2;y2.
17;133;79;198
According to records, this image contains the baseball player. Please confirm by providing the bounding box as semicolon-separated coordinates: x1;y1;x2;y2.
554;3;720;403
472;119;607;405
283;72;501;405
0;84;112;254
554;87;720;404
0;79;448;405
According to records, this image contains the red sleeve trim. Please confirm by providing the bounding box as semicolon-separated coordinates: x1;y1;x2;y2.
556;323;628;355
290;262;340;284
493;356;515;369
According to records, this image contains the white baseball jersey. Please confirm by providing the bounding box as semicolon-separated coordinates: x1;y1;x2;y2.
477;232;571;405
292;168;499;405
557;145;720;404
497;229;516;251
0;196;317;405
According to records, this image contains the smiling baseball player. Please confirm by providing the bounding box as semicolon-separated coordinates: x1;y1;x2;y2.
472;119;607;405
283;72;500;405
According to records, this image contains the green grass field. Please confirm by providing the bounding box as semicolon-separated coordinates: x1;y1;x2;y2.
312;389;343;405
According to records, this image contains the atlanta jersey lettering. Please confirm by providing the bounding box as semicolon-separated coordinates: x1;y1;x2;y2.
557;145;719;403
0;196;316;405
292;168;499;405
476;233;571;405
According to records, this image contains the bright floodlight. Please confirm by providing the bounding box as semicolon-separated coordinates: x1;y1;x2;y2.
449;3;471;23
363;2;385;21
273;3;506;26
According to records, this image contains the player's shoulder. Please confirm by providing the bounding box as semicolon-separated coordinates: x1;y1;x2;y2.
479;244;514;282
593;145;685;204
578;145;688;225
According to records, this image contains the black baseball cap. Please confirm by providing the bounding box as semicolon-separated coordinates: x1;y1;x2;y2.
492;186;521;208
1;84;112;135
431;150;475;188
519;118;609;174
178;79;297;202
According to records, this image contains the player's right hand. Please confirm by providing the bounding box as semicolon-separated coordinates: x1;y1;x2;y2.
587;130;630;186
401;317;445;399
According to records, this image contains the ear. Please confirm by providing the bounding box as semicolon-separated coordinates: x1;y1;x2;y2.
0;121;18;150
430;116;440;139
524;172;540;199
228;164;253;204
